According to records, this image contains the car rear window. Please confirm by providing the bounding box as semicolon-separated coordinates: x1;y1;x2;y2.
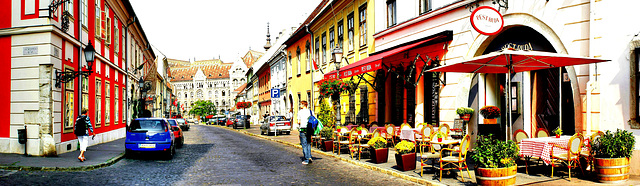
270;116;287;121
176;118;185;122
236;115;247;119
130;120;167;132
167;120;178;127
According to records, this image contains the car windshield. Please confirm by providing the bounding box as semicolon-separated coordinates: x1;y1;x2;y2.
167;120;178;127
176;118;185;123
130;120;166;132
269;116;287;122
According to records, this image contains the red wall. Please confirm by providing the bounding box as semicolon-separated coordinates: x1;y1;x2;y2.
0;0;10;29
0;36;10;138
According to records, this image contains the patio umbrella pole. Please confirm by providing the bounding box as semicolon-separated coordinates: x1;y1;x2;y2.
559;67;562;131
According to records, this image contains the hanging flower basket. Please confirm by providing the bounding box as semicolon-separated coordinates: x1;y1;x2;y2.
317;78;356;99
480;106;500;119
236;102;252;109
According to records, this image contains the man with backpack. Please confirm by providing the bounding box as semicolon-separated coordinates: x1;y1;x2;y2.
74;108;95;162
297;100;314;165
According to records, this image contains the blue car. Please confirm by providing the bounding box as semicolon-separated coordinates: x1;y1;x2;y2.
125;118;175;159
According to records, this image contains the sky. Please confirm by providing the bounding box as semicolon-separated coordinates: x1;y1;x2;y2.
129;0;322;63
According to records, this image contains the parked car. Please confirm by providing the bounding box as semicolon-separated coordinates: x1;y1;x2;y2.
175;118;190;131
167;119;184;148
233;115;251;129
125;118;176;159
260;116;291;135
217;117;227;126
226;118;234;127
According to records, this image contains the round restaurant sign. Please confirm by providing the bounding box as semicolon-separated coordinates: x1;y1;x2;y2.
470;6;504;35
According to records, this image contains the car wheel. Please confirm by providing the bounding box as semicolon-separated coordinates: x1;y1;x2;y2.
165;144;175;160
177;138;184;148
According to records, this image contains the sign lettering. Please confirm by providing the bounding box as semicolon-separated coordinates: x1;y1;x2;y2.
23;46;38;55
470;6;504;35
501;43;533;51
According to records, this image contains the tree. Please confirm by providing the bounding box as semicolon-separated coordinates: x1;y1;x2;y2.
189;100;217;118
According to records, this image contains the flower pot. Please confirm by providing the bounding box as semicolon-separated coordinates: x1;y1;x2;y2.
462;114;471;121
438;138;443;142
555;134;560;138
483;118;497;124
594;157;630;183
370;148;388;164
395;153;416;171
475;166;517;186
322;140;334;152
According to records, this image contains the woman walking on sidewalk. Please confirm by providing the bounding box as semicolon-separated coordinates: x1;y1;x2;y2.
74;108;95;162
297;101;314;165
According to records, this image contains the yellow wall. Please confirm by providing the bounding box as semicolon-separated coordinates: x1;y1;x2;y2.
307;0;377;124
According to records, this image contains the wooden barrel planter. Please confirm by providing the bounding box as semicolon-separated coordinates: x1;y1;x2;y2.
475;166;516;186
594;157;630;183
321;140;334;152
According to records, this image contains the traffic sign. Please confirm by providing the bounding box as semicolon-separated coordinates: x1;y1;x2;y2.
271;88;280;98
225;110;229;115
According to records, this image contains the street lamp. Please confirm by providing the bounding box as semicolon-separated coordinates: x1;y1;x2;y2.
138;77;147;118
55;42;95;88
332;46;343;126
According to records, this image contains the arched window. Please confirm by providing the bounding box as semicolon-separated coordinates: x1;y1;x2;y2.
215;90;218;96
208;91;212;98
185;93;187;98
222;90;226;96
196;90;203;98
190;92;194;98
222;100;226;105
240;78;245;82
233;79;238;86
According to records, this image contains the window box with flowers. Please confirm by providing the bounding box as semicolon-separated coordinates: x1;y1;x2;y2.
480;106;500;124
317;78;356;100
236;101;252;109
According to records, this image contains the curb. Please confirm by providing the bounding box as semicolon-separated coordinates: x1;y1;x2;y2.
212;124;445;186
0;153;125;172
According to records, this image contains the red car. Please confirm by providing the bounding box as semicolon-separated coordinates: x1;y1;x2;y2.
167;119;184;148
226;118;234;126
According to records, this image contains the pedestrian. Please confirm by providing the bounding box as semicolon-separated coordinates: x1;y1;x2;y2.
297;101;314;165
286;108;294;129
74;108;95;162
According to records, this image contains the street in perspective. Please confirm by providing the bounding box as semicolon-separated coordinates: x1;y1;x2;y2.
1;0;640;185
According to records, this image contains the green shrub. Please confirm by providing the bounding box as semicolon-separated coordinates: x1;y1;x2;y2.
471;134;519;168
592;129;636;158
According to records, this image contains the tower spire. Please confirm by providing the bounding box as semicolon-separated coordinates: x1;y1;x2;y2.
263;22;272;50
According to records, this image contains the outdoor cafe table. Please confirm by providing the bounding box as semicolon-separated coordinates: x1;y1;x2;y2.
345;124;359;130
519;135;587;165
369;127;385;133
399;128;421;141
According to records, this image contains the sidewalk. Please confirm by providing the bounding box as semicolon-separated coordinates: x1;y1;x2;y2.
0;138;125;171
226;124;640;186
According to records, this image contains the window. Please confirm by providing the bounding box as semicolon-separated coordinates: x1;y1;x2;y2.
296;47;301;75
95;78;102;127
222;90;225;96
329;26;335;51
105;7;111;45
81;0;87;27
387;0;396;27
115;19;119;53
105;81;110;126
209;91;212;98
420;0;431;14
305;42;311;72
64;0;73;16
314;37;320;67
122;87;126;122
307;92;311;105
82;76;89;116
190;92;193;98
322;32;327;66
95;0;101;38
359;4;367;47
115;85;119;124
63;67;75;130
337;20;344;50
347;13;354;51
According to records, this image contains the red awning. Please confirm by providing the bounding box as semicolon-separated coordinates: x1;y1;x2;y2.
324;32;451;79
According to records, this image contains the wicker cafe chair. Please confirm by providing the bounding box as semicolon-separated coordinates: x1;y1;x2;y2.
370;124;379;129
513;129;531;173
400;123;411;130
357;128;371;160
535;128;550;138
384;124;396;147
347;130;361;159
334;128;350;155
415;125;433;147
438;124;450;139
420;132;442;177
581;131;604;173
551;133;585;181
438;134;472;182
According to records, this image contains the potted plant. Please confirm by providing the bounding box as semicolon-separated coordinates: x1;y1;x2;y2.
436;132;443;142
319;126;335;152
394;140;416;171
317;78;356;100
356;126;363;135
367;136;388;164
456;107;474;121
480;106;500;124
553;127;562;138
471;134;519;185
592;129;636;183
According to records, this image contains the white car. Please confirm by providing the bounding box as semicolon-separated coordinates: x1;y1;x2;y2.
259;116;291;135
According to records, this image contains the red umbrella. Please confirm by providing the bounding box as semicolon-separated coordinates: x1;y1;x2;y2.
429;49;609;140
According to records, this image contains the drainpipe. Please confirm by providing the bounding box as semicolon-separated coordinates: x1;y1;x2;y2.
305;24;314;112
586;0;596;135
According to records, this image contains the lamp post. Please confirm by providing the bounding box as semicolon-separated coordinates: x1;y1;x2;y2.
332;46;343;126
138;77;147;118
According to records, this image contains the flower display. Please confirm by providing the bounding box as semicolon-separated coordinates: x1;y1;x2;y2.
236;101;252;109
480;106;500;119
367;137;387;149
394;140;415;155
317;78;356;99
